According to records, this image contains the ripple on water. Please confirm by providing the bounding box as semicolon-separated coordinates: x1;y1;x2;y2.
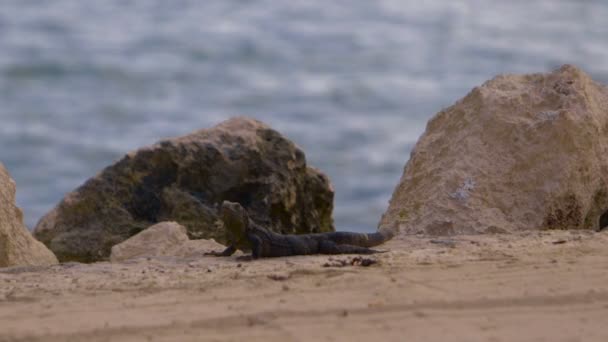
1;0;608;231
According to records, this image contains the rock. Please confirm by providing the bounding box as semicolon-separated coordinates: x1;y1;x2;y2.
380;65;608;235
0;163;58;267
35;117;334;262
110;221;188;262
110;221;225;262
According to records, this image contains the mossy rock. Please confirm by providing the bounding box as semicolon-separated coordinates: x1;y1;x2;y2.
34;117;335;262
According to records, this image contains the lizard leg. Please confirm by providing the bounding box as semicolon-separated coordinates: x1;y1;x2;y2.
248;234;264;259
319;241;385;255
204;245;237;257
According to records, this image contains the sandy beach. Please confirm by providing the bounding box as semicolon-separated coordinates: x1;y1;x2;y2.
1;2;607;342
1;230;607;342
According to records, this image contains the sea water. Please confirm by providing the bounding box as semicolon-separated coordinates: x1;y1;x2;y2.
1;0;607;231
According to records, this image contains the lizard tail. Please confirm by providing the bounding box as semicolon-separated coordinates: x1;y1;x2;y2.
363;227;397;247
327;227;397;248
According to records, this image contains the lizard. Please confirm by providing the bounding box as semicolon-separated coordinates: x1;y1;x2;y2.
206;200;396;259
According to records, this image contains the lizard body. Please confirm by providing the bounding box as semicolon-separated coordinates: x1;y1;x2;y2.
209;201;395;258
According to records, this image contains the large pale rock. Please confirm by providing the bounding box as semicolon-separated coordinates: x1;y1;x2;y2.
110;221;225;262
380;65;608;235
0;163;58;267
35;117;334;262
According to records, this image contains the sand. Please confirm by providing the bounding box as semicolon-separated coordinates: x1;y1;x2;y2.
1;230;607;342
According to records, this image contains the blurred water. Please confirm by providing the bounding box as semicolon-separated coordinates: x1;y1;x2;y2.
1;0;607;231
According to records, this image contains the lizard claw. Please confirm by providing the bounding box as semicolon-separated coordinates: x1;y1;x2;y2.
370;249;390;254
204;245;237;257
204;250;226;257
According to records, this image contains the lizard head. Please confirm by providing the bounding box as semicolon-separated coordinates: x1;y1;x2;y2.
220;201;249;239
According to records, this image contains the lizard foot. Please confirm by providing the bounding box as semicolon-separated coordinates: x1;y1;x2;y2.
369;249;390;254
204;250;227;257
204;245;237;257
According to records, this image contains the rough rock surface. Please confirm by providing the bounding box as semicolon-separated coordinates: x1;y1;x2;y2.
380;65;608;235
35;117;334;262
0;163;58;267
110;221;225;262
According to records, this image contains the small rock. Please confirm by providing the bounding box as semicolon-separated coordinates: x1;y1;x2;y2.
267;274;290;281
110;222;189;262
323;256;378;268
110;221;227;262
